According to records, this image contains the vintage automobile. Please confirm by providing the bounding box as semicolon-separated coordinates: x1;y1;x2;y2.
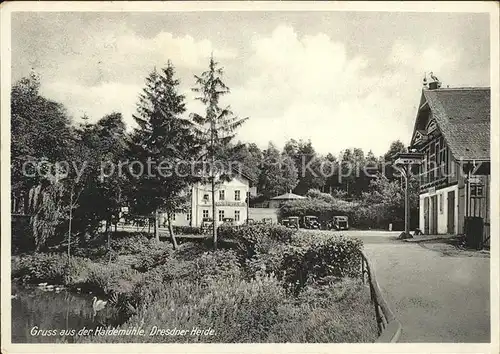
280;218;290;227
245;218;256;225
222;217;235;226
262;217;273;225
201;217;214;233
330;216;349;230
287;216;300;229
301;215;320;229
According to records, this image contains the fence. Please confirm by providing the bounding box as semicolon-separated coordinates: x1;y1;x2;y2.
360;251;402;342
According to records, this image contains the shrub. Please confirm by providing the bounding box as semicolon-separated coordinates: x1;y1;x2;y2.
75;274;378;343
12;253;69;284
279;197;356;221
131;240;174;272
76;274;290;343
110;235;152;255
72;244;109;261
65;256;94;285
85;263;142;296
172;226;203;235
281;233;363;292
245;246;287;278
193;249;242;283
218;224;295;259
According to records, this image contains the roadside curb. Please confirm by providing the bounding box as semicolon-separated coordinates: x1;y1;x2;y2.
402;235;458;243
360;251;403;343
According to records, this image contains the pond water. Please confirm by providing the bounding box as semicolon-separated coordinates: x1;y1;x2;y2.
11;283;125;343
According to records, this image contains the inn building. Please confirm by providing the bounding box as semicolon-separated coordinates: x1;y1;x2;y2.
166;172;257;227
409;79;490;245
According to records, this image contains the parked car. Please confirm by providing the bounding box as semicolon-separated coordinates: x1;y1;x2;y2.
281;219;290;227
287;216;300;229
301;215;320;229
245;218;256;225
201;217;214;233
329;216;349;230
222;217;235;226
262;217;273;224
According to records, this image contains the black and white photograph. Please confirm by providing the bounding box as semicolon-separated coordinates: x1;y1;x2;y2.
1;1;499;352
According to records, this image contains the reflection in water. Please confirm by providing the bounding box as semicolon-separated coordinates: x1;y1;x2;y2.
11;283;126;343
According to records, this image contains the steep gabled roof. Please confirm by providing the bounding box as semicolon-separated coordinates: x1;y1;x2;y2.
411;87;490;161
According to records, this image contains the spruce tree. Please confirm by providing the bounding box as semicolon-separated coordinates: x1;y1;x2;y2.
129;62;198;246
191;56;247;249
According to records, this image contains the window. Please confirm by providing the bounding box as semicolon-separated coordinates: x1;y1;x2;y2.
187;211;191;221
203;194;209;202
439;194;444;214
218;210;225;221
234;190;241;201
172;213;176;221
234;210;240;222
219;190;225;201
203;209;209;218
471;185;484;197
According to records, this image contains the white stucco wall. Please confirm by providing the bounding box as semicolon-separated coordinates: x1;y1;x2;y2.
158;176;252;227
419;184;459;234
191;176;250;227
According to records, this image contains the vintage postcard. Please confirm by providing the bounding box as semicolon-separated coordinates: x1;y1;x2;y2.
1;1;499;353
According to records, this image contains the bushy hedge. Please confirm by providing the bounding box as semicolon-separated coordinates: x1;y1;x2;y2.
282;233;363;292
279;198;356;220
218;224;296;259
193;249;242;283
12;253;70;284
172;225;203;235
280;198;411;230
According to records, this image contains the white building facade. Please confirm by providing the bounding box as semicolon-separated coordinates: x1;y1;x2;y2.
163;174;253;227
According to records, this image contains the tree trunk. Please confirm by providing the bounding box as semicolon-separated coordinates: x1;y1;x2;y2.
167;212;178;250
66;188;73;283
154;209;159;242
107;219;112;264
212;177;217;250
67;189;73;260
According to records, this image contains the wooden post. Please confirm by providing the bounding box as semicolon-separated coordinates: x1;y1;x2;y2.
154;209;159;242
404;166;410;237
361;258;365;284
246;191;250;225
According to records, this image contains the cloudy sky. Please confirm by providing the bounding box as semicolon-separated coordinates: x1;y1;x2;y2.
11;10;490;157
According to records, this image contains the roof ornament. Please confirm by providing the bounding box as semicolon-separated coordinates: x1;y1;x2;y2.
427;71;442;90
422;72;428;88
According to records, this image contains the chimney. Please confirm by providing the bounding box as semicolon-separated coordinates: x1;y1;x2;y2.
428;81;439;90
427;71;441;90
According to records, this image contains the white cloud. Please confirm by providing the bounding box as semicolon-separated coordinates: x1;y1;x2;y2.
41;81;142;128
230;25;412;157
34;23;486;160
